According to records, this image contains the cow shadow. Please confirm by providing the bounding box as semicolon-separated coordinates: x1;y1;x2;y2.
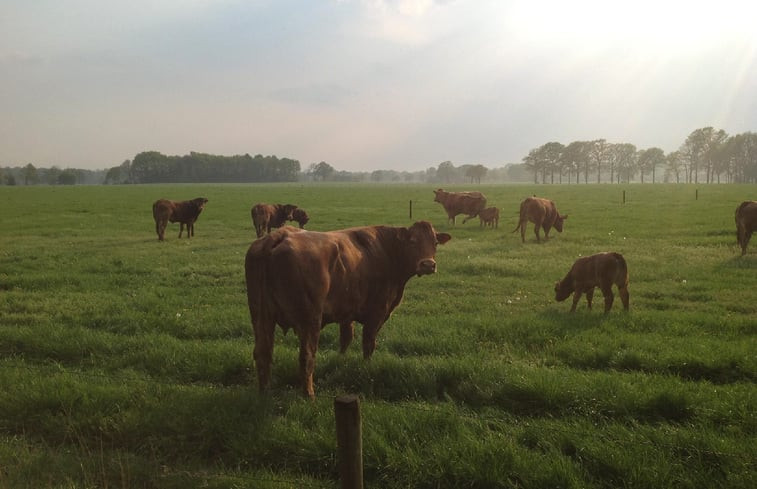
717;254;757;270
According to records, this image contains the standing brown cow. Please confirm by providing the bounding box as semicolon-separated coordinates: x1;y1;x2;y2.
554;252;629;313
290;208;310;228
245;221;451;398
735;200;757;255
512;196;567;243
251;203;297;238
152;197;208;241
433;188;487;225
479;207;500;228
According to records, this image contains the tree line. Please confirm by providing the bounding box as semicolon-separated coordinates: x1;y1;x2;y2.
2;126;756;185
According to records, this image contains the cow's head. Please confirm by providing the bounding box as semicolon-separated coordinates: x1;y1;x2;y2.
554;279;573;301
554;214;568;232
433;189;446;204
404;221;452;276
192;197;209;211
281;204;297;221
293;209;310;228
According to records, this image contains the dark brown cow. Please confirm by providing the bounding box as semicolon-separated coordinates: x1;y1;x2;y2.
251;203;297;238
479;207;500;228
512;196;567;243
152;197;208;241
736;200;757;255
245;221;451;398
554;252;629;313
433;188;487;225
290;208;310;228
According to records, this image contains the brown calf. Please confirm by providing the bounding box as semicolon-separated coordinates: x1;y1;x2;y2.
291;208;310;228
735;200;757;255
554;252;629;313
512;196;567;243
152;197;208;241
251;203;297;238
479;207;500;228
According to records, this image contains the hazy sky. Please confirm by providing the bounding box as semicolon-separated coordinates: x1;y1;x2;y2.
2;0;757;172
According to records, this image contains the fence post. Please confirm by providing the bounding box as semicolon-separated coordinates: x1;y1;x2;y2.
409;200;413;220
622;190;626;204
334;395;363;489
696;188;698;200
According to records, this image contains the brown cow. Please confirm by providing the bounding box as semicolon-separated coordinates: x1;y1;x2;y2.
251;203;297;238
245;221;451;398
479;207;500;228
290;208;310;228
433;188;487;225
152;197;208;241
736;200;757;255
554;252;629;313
512;196;567;243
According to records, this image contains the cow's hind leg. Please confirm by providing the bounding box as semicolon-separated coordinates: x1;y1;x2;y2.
252;323;275;393
188;223;194;237
601;284;615;313
299;326;321;399
362;321;384;359
339;321;355;353
178;223;185;238
618;285;630;311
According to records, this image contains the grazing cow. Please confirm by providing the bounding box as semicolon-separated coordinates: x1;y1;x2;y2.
251;203;297;238
735;200;757;255
433;188;487;225
291;208;310;228
152;197;208;241
245;221;452;398
479;207;500;228
554;252;629;313
512;196;567;243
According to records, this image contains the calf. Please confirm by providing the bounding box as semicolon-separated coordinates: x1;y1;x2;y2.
245;221;451;398
152;197;208;241
251;203;297;238
479;207;500;228
291;208;310;228
554;252;629;313
735;200;757;255
512;196;567;243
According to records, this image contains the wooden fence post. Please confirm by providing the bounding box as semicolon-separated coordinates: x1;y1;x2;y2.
622;190;626;204
409;200;413;220
334;395;363;489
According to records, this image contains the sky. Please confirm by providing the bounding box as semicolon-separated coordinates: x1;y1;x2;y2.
2;0;757;172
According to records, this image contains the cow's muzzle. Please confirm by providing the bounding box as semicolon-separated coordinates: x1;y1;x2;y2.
417;259;437;276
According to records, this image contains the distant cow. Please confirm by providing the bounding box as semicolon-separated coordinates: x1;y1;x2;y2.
479;207;500;228
433;188;487;225
251;203;297;238
152;197;208;241
245;221;452;398
290;208;310;228
735;200;757;255
554;252;629;313
512;196;567;243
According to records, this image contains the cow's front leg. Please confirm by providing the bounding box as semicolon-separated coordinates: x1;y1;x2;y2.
179;223;186;238
362;321;383;359
585;288;594;310
339;321;355;353
570;290;582;312
299;327;320;399
188;223;194;237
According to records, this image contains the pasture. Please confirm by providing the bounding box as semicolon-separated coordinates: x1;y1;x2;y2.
0;183;755;488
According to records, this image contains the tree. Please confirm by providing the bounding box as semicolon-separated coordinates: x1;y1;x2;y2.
465;164;487;184
588;139;610;183
680;127;728;183
436;161;456;183
308;161;335;181
636;147;665;183
665;151;684;183
561;141;589;183
609;143;637;183
22;163;39;185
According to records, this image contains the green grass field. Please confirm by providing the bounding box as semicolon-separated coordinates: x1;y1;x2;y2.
0;183;755;488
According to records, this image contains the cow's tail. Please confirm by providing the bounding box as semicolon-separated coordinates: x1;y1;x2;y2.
611;252;629;286
511;201;526;233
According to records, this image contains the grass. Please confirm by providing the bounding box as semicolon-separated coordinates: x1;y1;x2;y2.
0;183;755;488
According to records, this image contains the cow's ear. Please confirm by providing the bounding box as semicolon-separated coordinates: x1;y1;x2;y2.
436;233;452;245
562;215;568;220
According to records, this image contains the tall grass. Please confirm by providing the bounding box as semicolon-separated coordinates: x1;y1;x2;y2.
0;183;755;488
